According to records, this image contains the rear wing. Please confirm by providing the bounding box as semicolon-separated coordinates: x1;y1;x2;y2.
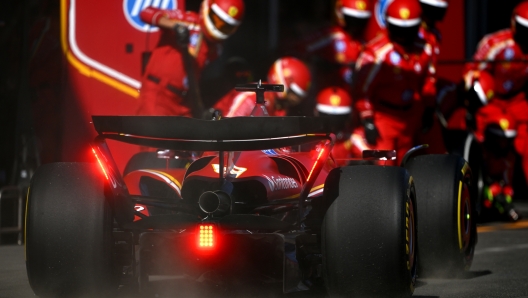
92;116;335;151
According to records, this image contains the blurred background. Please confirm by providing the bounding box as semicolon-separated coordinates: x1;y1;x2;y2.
0;0;524;200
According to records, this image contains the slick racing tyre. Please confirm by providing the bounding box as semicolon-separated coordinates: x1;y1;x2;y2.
322;166;417;298
405;154;476;277
26;163;118;297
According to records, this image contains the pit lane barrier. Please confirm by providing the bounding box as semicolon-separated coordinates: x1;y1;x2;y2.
0;186;24;245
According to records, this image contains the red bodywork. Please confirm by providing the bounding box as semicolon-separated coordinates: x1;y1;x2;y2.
124;149;333;219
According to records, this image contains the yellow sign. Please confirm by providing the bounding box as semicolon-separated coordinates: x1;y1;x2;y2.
400;8;410;20
228;6;238;17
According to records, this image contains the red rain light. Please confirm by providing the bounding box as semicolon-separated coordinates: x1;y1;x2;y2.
91;147;109;180
198;225;215;249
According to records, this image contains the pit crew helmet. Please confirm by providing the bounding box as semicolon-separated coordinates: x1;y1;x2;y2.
315;87;352;116
386;0;422;47
315;87;353;138
464;70;494;111
200;0;245;42
512;1;528;53
336;0;372;36
419;0;448;23
267;57;311;106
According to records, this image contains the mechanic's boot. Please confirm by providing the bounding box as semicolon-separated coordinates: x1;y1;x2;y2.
507;207;522;222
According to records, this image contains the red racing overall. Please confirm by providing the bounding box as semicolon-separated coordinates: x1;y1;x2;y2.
137;7;220;116
353;33;436;162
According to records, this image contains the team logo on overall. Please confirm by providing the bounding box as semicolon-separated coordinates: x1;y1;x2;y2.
123;0;177;32
375;0;393;28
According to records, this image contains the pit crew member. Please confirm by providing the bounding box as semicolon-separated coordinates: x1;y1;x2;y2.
475;105;522;222
415;0;450;154
314;87;368;165
464;1;528;184
353;0;436;163
222;57;312;117
287;0;372;92
136;0;245;117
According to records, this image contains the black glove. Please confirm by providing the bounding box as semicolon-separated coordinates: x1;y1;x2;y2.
421;107;435;133
172;24;189;50
465;111;476;132
362;117;379;145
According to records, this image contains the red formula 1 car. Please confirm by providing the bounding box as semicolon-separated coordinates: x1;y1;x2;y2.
25;83;476;298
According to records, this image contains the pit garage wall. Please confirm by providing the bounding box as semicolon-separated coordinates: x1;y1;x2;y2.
59;0;185;172
434;0;465;82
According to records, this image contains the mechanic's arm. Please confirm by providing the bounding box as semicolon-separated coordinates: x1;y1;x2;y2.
140;6;185;30
353;51;378;145
421;60;437;132
463;36;493;85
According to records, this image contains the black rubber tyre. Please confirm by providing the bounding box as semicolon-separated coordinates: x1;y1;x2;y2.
322;165;417;298
26;163;117;297
405;154;476;277
123;151;189;176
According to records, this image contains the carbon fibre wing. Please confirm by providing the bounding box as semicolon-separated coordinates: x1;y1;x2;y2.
92;116;334;151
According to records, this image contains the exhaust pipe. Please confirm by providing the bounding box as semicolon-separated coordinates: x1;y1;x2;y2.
198;191;231;216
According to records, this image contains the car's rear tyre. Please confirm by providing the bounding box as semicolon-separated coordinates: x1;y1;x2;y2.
322;165;417;298
26;162;118;297
405;154;476;277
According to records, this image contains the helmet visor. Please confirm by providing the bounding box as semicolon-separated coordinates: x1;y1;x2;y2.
209;9;238;36
514;19;528;53
343;15;369;36
387;23;420;47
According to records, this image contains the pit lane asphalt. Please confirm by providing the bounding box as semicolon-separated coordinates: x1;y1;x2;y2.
2;203;528;298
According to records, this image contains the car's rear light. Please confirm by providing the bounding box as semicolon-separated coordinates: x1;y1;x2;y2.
198;225;215;249
91;147;109;180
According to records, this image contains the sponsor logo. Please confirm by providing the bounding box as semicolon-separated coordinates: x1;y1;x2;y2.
134;205;145;212
212;164;247;178
330;94;341;106
262;149;278;155
375;0;392;28
123;0;177;32
335;40;346;52
263;175;299;192
190;32;200;47
390;51;401;65
400;8;410;20
228;6;239;17
500;118;510;130
356;0;367;10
